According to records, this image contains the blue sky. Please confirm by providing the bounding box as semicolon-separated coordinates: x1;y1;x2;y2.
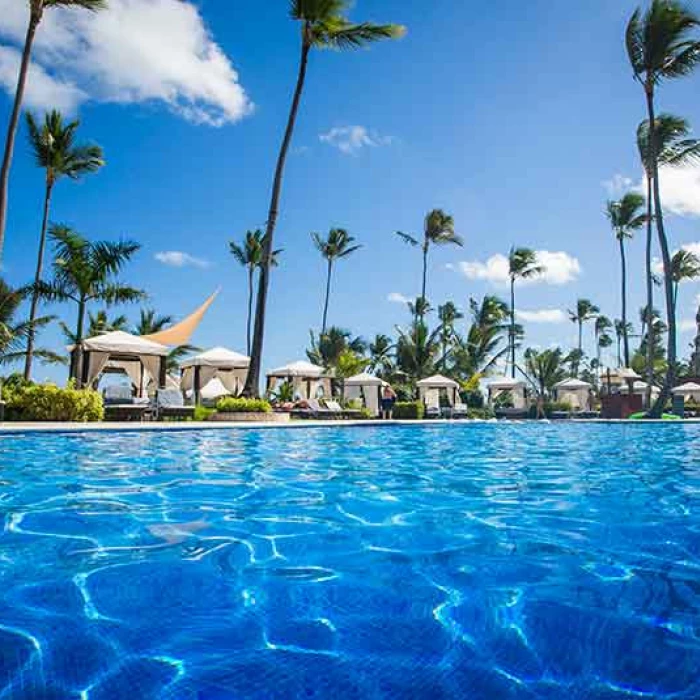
1;0;700;383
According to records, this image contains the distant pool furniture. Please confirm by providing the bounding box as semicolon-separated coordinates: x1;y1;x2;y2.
292;398;334;420
450;402;469;419
180;347;250;405
553;377;593;415
154;389;195;421
103;386;153;422
267;361;332;402
326;400;362;420
487;377;528;418
343;372;390;417
418;375;460;418
77;330;169;396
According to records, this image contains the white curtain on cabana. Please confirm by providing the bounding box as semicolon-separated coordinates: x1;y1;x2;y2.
218;370;240;395
86;352;110;387
365;387;379;415
141;355;162;387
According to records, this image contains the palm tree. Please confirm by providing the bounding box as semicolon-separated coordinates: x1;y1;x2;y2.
135;309;173;336
606;193;646;367
35;224;144;384
637;113;700;392
396;321;441;386
23;110;104;380
524;348;567;398
691;302;700;375
242;1;403;397
0;0;107;263
568;299;600;372
437;301;463;371
0;279;61;367
508;247;543;377
670;248;700;311
368;333;395;378
627;0;700;413
307;326;366;371
311;228;361;334
594;314;613;377
613;319;633;368
395;209;461;323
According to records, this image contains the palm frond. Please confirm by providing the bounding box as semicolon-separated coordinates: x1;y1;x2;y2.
395;231;419;247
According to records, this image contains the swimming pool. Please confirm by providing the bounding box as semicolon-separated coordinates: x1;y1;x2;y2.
1;423;699;698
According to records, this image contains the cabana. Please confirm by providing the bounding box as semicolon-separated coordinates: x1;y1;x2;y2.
671;381;700;402
266;361;332;401
620;380;660;400
487;377;527;409
417;375;460;408
553;378;592;411
180;347;250;405
343;372;389;416
78;331;168;396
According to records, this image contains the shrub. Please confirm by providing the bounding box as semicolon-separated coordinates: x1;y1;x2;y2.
4;381;103;422
193;405;216;421
393;401;425;420
466;407;494;420
216;397;271;413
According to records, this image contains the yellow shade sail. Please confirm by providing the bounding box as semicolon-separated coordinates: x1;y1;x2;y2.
142;289;219;346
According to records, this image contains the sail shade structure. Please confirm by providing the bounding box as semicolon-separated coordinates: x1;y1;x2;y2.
143;289;219;346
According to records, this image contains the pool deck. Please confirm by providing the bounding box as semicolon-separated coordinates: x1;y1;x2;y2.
0;417;698;434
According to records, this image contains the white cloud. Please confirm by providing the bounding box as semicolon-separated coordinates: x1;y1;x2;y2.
455;250;581;286
154;251;209;268
602;174;634;197
319;125;393;155
517;309;567;323
652;241;700;278
387;292;410;304
0;0;252;125
680;319;697;333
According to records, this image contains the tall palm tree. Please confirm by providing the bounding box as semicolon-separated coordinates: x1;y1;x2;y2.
437;301;463;372
135;309;172;336
606;193;646;367
613;319;633;368
307;326;366;374
0;279;61;367
242;1;403;397
508;247;543;377
524;348;567;398
23;110;104;380
670;248;700;311
35;224;144;384
594;314;613;379
627;0;700;413
568;298;600;366
312;228;361;334
637;113;700;392
368;333;395;378
0;0;107;263
396;209;461;324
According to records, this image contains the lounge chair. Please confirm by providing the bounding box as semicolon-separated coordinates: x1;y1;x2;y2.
450;402;469;419
291;399;334;420
103;385;153;422
326;400;362;419
424;390;442;419
154;389;195;421
495;407;529;420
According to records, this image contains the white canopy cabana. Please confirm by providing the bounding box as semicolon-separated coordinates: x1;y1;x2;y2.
417;375;460;407
487;376;527;409
343;372;390;416
553;378;592;411
619;380;660;399
78;331;168;396
180;347;249;404
266;361;331;401
671;381;700;401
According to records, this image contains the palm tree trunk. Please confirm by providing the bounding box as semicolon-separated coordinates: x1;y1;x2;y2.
644;177;654;407
321;258;332;334
510;276;516;378
620;237;629;367
646;88;676;417
242;40;311;398
0;13;41;264
420;242;428;313
246;266;254;356
24;178;53;380
71;298;86;385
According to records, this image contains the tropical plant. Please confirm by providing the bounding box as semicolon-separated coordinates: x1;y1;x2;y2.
4;380;103;422
437;301;463;371
311;228;361;333
670;248;700;310
524;347;567;397
395;320;441;386
637;113;700;392
229;230;281;355
307;326;366;371
627;0;700;414
135;309;173;336
594;314;613;378
23;110;104;380
606;193;646;367
568;298;600;374
216;397;271;413
395;209;462;323
507;247;543;377
0;0;107;262
59;310;128;346
35;225;144;383
271;379;295;403
368;333;395;377
0;279;61;367
242;1;403;397
452;295;512;380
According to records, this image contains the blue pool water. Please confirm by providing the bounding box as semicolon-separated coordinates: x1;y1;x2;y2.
1;423;699;699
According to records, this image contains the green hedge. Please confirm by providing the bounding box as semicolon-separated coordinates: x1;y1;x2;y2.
392;401;425;420
4;382;103;422
215;397;271;413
